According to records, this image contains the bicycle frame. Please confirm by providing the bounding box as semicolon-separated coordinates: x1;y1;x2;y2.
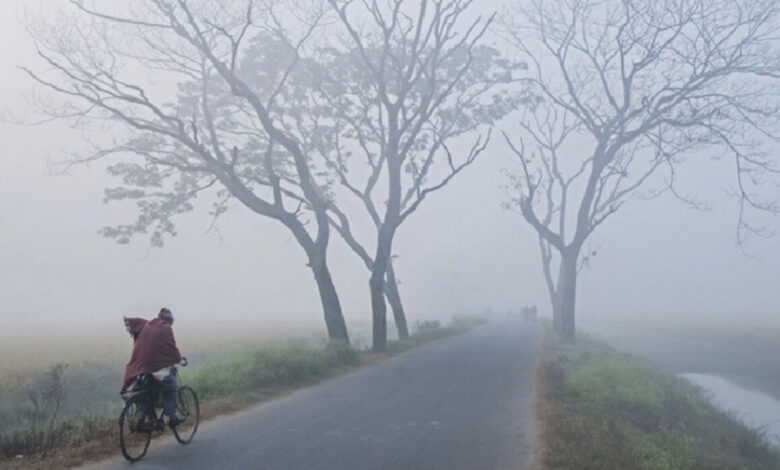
118;364;199;461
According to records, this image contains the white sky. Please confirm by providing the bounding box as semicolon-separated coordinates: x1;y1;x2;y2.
0;0;778;336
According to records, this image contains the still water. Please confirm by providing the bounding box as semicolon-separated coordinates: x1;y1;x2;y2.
680;373;780;447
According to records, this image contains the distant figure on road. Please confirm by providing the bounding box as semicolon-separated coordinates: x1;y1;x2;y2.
521;305;538;322
121;308;187;428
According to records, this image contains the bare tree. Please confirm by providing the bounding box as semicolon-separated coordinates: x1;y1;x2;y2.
502;0;780;341
323;0;525;351
24;1;351;343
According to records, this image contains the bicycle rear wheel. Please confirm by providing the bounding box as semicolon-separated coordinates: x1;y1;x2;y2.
173;386;200;444
119;396;152;461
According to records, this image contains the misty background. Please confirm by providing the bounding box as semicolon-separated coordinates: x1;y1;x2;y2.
1;0;778;341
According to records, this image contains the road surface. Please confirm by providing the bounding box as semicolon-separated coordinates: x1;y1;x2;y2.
84;319;538;470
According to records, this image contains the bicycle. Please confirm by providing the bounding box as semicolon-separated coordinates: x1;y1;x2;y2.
118;361;200;462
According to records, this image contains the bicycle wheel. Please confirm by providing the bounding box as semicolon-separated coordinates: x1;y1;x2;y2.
173;386;200;444
119;396;152;461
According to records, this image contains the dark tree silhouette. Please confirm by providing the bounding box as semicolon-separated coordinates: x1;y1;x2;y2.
324;0;525;351
503;0;780;341
23;1;351;343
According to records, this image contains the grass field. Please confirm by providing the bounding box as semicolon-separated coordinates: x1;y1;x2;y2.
536;327;780;470
0;321;326;436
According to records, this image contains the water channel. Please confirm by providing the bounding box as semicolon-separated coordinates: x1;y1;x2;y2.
680;373;780;448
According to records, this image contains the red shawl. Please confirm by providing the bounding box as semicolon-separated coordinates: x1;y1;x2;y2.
121;318;182;392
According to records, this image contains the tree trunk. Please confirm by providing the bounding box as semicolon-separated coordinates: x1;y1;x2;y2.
384;261;409;340
538;236;562;335
370;264;387;352
370;226;396;352
309;249;350;344
372;119;401;353
555;251;578;343
550;291;562;336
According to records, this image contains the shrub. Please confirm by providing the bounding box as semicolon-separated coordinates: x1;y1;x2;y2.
449;315;488;330
324;341;361;367
0;364;73;459
635;432;697;470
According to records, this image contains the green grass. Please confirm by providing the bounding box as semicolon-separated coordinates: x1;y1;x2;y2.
566;354;664;414
183;341;360;400
537;327;780;470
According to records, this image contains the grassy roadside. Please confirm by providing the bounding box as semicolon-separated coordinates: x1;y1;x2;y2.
0;316;484;469
535;327;780;470
587;320;780;402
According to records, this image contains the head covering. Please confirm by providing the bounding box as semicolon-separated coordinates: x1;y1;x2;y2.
158;307;174;325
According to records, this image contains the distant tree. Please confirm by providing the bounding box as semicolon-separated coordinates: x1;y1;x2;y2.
322;0;526;351
502;0;780;341
23;1;352;343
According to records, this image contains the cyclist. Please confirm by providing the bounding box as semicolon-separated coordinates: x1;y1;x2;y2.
121;308;187;428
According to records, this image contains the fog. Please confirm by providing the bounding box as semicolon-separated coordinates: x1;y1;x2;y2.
1;0;778;341
3;2;780;467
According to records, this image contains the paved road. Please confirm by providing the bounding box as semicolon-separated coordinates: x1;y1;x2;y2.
84;319;538;470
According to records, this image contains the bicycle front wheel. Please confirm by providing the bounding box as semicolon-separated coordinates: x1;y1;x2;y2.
118;396;152;461
173;386;200;444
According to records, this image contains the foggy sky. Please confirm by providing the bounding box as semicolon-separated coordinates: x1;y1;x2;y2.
1;0;778;335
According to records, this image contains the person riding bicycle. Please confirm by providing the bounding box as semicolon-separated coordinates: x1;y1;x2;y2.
121;308;187;428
